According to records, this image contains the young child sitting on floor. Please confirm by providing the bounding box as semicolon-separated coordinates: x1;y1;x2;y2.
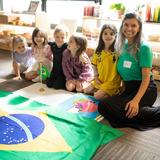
46;24;68;89
84;24;121;100
62;34;94;92
11;35;35;80
25;27;53;82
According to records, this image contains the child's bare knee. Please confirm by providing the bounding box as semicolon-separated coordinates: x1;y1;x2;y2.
66;83;75;91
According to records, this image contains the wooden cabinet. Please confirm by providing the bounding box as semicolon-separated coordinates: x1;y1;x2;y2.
82;16;160;80
0;13;36;51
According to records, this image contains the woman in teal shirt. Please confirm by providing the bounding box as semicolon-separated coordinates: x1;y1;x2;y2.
98;13;160;130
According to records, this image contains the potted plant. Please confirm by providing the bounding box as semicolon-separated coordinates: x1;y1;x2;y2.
135;4;145;17
110;3;126;19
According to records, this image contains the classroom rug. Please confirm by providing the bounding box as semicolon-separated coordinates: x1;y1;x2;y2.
0;79;6;83
0;79;33;92
0;90;123;160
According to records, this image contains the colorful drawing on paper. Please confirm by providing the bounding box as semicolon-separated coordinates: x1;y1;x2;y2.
57;93;100;119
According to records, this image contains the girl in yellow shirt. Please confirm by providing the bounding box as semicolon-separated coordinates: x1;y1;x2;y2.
84;24;121;100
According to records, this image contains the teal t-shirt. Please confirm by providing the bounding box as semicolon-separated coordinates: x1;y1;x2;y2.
117;42;152;81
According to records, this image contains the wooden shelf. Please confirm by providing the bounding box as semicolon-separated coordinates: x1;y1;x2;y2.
83;16;160;25
0;42;11;51
0;13;36;51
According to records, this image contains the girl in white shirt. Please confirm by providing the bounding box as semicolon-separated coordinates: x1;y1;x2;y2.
11;35;35;80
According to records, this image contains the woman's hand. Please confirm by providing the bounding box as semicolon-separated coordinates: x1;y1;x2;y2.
125;68;150;118
125;99;139;118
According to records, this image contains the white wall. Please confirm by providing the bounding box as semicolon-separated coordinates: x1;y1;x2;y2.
2;0;160;26
46;1;95;26
2;0;41;13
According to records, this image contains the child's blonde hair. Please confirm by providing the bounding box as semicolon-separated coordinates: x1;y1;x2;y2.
12;35;27;52
54;24;69;38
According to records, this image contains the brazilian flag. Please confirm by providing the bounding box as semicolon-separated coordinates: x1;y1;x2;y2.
38;65;50;80
0;90;123;160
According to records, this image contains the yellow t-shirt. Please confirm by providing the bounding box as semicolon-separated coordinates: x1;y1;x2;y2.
92;50;121;96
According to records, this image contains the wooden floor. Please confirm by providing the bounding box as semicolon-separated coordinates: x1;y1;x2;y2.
0;50;160;160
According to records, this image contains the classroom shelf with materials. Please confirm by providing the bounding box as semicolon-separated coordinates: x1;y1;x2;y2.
0;12;37;51
0;11;50;51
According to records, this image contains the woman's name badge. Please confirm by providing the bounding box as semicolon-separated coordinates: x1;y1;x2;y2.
123;61;132;68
